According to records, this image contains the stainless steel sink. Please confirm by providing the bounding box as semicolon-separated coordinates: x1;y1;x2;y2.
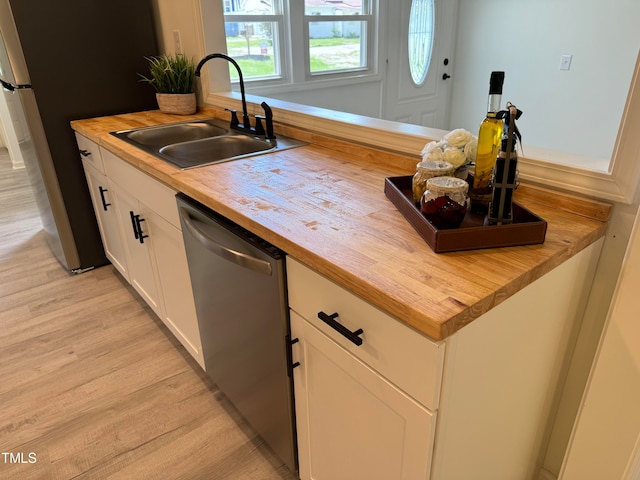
111;117;306;169
123;120;228;147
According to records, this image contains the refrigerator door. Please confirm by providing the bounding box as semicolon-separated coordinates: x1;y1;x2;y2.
0;1;80;269
16;87;80;268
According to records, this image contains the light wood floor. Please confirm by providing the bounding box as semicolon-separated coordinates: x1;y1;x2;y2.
0;150;298;480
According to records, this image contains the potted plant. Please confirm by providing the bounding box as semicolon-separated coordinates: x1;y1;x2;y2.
140;53;197;115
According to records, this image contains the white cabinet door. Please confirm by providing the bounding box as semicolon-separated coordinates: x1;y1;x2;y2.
82;161;129;279
291;311;436;480
111;186;162;318
147;209;204;369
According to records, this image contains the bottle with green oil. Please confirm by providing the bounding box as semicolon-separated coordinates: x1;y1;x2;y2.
470;71;505;215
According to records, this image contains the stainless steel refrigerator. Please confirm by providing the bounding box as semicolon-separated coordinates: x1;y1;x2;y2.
0;0;158;272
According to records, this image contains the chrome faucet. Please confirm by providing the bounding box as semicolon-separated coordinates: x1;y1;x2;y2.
195;53;275;139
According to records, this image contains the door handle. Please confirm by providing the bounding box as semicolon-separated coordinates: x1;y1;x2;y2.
179;207;272;276
442;73;451;80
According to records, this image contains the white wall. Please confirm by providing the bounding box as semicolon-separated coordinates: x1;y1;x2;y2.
450;0;640;162
560;202;640;479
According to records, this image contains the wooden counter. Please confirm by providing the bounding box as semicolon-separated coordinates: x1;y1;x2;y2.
71;108;610;341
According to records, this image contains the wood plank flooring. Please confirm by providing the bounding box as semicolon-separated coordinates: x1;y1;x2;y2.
0;150;298;480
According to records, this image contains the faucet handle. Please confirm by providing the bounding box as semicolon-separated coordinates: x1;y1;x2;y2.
225;108;239;128
260;102;275;139
254;115;266;136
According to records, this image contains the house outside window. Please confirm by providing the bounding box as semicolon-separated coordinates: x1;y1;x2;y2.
221;0;377;87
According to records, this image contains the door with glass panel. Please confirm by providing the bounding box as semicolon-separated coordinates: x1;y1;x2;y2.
384;0;458;128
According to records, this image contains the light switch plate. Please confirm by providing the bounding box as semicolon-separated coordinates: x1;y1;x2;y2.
560;54;573;71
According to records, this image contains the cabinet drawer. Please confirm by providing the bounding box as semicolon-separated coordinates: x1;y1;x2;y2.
101;147;180;228
75;133;104;174
287;257;445;411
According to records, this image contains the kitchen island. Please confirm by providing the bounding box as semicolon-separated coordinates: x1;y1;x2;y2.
72;107;610;479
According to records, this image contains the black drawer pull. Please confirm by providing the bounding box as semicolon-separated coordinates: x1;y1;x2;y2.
79;149;91;158
98;186;111;211
317;311;363;346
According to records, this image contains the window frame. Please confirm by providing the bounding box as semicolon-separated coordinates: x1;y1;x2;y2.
220;0;379;91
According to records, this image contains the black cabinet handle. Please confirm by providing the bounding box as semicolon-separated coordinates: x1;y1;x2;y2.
286;335;300;377
442;73;451;80
79;149;91;158
317;311;363;346
129;211;149;244
129;211;139;240
135;216;148;244
98;186;111;211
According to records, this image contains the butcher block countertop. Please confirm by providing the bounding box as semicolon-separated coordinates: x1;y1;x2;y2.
71;108;611;341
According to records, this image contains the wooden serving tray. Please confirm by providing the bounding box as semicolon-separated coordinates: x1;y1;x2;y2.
384;176;547;253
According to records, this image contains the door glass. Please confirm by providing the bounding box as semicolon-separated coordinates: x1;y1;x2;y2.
408;0;434;86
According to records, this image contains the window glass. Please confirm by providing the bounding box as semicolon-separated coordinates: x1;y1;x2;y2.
308;21;366;74
305;0;365;15
223;0;275;15
408;0;434;86
224;21;279;79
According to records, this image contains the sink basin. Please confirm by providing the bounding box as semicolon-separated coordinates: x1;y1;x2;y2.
159;135;277;169
123;120;228;147
111;117;306;169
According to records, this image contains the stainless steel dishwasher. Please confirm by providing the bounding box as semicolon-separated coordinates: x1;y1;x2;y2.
176;194;296;471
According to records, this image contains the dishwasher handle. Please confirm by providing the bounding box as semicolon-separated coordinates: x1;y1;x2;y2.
180;207;272;276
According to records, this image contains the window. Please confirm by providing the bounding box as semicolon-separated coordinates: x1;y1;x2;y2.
221;0;376;86
222;0;284;81
408;0;434;86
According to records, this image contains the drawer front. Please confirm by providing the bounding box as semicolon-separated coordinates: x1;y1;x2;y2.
101;147;180;228
75;133;104;174
287;257;445;411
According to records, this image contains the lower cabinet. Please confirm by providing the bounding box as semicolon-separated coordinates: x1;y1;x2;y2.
77;134;204;369
287;256;443;480
82;162;129;279
288;240;604;480
110;186;163;318
291;311;436;480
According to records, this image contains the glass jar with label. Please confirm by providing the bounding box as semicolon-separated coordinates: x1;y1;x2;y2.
420;176;469;229
412;160;455;203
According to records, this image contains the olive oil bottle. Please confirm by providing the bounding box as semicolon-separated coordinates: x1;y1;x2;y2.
470;71;505;215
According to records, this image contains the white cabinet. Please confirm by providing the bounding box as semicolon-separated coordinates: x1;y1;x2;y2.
109;185;163;318
287;239;603;480
291;311;436;480
82;160;129;279
287;257;444;480
77;134;204;369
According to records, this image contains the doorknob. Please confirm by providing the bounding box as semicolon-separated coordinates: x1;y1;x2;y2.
442;73;451;80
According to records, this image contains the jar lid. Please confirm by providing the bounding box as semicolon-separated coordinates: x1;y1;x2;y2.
416;160;454;172
425;176;469;194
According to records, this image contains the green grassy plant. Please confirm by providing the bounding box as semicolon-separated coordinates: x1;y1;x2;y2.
139;54;196;94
